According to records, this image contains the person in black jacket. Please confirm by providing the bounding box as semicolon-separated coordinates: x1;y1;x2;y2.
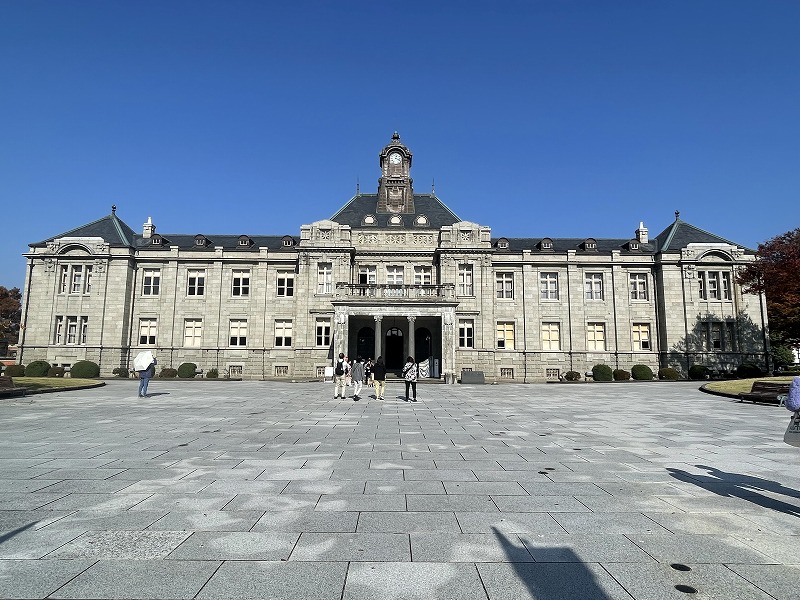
372;356;387;400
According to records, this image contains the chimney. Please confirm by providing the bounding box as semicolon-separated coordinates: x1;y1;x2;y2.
635;221;648;244
143;217;156;239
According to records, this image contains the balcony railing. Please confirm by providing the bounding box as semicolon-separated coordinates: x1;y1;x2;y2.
335;283;455;300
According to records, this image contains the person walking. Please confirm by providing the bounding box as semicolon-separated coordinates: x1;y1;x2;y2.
333;353;347;399
372;356;387;400
365;358;373;387
138;358;156;398
344;356;352;387
351;356;365;401
402;355;417;402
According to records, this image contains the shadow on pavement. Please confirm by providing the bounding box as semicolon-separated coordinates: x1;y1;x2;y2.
668;464;800;517
0;521;36;545
491;526;617;600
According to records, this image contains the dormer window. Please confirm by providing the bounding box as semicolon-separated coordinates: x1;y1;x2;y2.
151;236;163;246
238;235;252;247
583;238;597;251
414;215;429;227
539;238;553;250
388;215;404;227
628;240;640;251
194;235;208;248
362;215;377;226
496;238;509;250
281;236;295;247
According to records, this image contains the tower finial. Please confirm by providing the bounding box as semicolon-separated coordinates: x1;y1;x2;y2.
392;131;400;141
675;210;680;221
356;177;360;195
431;178;435;194
111;204;117;214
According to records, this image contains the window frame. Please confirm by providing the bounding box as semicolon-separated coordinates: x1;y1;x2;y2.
139;318;157;346
317;263;332;295
586;322;606;351
496;321;515;350
275;319;293;347
231;269;250;298
458;319;474;348
142;268;161;296
187;269;206;297
585;272;604;301
632;322;651;351
540;272;559;300
183;318;203;347
458;264;474;296
229;318;248;347
277;270;295;297
629;273;648;301
496;272;514;299
541;322;561;351
316;318;331;347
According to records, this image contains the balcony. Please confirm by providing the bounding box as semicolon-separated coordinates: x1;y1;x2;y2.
335;283;456;301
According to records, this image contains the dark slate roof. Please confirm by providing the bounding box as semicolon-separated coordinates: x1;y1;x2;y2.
491;237;657;254
654;218;752;253
330;194;461;229
33;212;137;248
134;234;293;251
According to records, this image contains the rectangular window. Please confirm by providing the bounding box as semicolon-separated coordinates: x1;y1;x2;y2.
698;274;706;299
59;265;69;294
277;271;295;297
386;266;404;297
721;272;732;300
709;322;722;350
632;323;651;351
275;319;293;347
497;321;515;350
316;318;331;347
232;269;250;297
540;272;559;300
80;317;88;344
629;273;648;301
541;322;561;350
142;269;161;296
725;321;736;350
458;319;474;348
139;319;157;345
54;316;64;344
707;272;720;300
587;322;606;351
187;269;206;296
184;319;203;347
229;319;247;346
585;273;603;300
414;266;431;286
496;272;513;299
66;316;78;344
317;263;332;294
359;265;377;285
500;368;514;379
458;264;474;296
70;266;83;294
84;266;92;294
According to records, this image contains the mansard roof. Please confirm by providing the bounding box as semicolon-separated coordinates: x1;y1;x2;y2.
654;216;751;253
133;234;292;251
494;237;658;254
330;193;461;229
33;210;137;248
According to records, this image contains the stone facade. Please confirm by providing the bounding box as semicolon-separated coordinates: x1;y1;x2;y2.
18;135;769;381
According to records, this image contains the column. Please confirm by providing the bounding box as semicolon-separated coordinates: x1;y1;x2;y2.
335;309;349;359
442;308;456;383
407;316;416;360
374;316;382;359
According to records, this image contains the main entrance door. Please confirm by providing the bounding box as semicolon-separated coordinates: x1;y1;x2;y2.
385;327;404;369
356;327;374;360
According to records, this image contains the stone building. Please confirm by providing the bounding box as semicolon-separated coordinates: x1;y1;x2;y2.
18;133;769;381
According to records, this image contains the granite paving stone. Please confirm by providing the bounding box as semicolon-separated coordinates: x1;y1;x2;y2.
2;379;798;599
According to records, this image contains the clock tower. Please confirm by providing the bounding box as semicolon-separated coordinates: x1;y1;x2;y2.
377;132;414;214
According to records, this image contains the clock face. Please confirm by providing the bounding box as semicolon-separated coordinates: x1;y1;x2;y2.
389;153;402;165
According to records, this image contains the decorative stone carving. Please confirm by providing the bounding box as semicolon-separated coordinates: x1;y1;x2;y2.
44;258;56;272
357;233;379;245
412;234;434;245
683;264;696;279
459;231;472;242
387;234;405;245
318;230;332;240
94;260;106;273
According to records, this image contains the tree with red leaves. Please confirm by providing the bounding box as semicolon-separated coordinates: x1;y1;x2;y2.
737;228;800;346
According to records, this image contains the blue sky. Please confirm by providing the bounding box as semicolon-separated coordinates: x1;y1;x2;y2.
1;0;798;290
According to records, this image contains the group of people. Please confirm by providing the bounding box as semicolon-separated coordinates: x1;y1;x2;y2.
333;353;418;402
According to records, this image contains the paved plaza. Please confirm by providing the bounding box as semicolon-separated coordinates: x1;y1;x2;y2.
1;379;798;599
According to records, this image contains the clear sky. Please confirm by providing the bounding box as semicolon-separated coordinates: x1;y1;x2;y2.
1;0;798;290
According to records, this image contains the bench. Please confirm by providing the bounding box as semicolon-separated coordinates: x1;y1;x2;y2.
738;381;790;405
0;376;27;397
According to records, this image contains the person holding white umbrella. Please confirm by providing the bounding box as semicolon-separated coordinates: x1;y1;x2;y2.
133;350;157;398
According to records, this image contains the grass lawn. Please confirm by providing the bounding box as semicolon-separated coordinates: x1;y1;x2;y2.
704;376;795;396
10;377;104;392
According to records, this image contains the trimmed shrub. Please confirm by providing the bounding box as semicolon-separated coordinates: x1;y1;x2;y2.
631;364;654;381
206;368;219;379
736;363;763;379
591;364;613;382
613;369;630;381
48;366;65;377
177;362;198;379
658;367;680;380
112;367;130;378
159;367;177;378
688;365;710;380
25;360;51;377
4;364;25;377
71;360;100;378
564;370;581;381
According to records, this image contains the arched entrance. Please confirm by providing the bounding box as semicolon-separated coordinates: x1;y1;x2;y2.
385;327;404;369
415;327;433;364
356;327;374;360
